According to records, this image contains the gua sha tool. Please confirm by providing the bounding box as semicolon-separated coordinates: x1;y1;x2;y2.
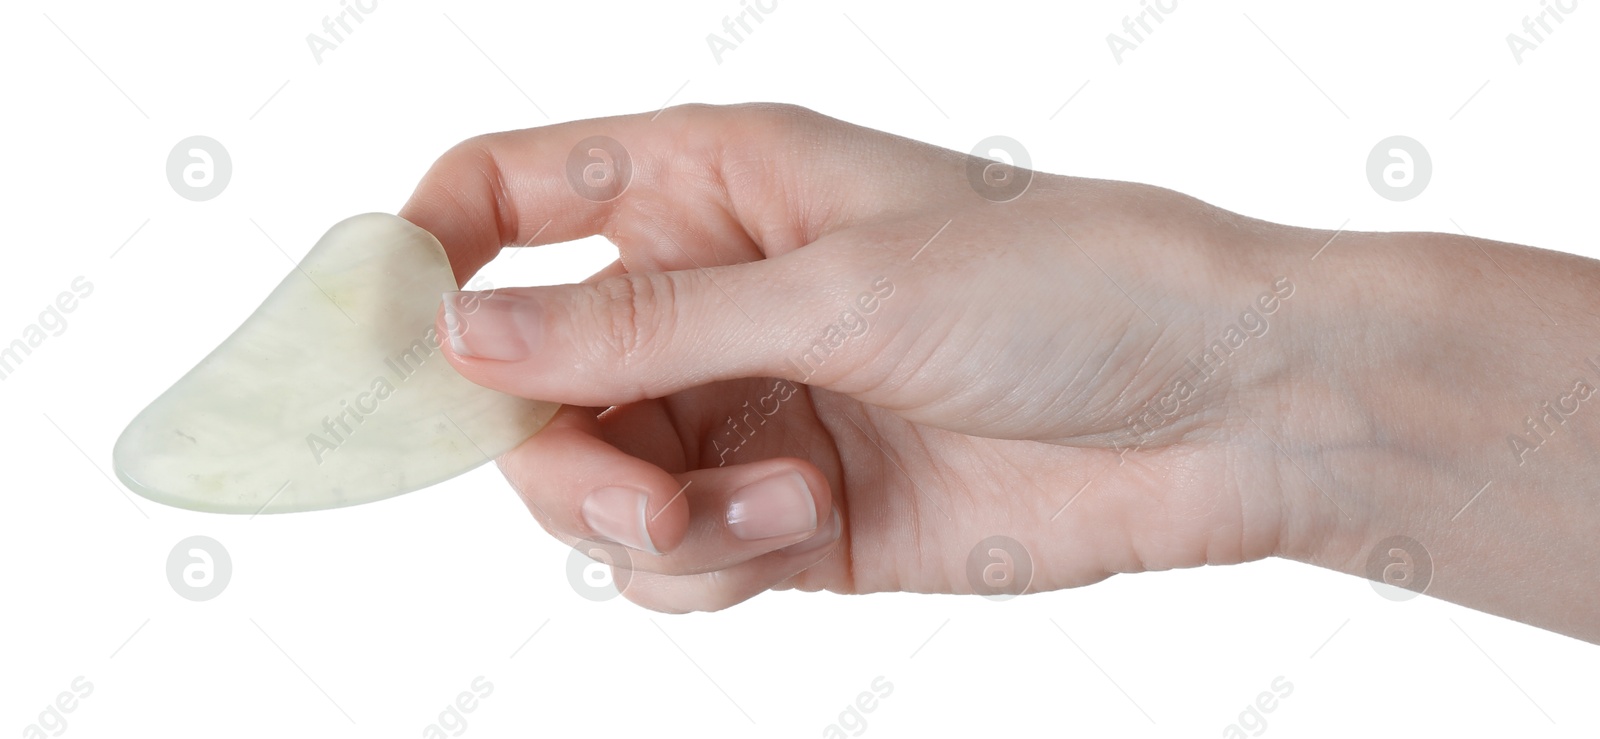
113;213;559;514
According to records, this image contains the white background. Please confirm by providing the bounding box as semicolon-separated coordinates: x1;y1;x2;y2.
3;1;1597;737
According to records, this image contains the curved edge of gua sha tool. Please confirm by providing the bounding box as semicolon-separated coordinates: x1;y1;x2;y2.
113;213;559;514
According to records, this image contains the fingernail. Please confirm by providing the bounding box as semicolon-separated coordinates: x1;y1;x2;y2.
782;509;841;554
726;472;817;541
442;291;537;361
582;487;659;554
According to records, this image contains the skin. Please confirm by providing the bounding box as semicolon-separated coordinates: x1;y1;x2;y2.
401;103;1600;643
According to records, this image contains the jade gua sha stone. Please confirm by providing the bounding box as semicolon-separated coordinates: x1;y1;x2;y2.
114;213;559;514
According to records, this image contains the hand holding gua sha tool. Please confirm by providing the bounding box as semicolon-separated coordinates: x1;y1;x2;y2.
114;214;560;514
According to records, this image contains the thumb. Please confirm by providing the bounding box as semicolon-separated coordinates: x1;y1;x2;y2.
437;252;893;404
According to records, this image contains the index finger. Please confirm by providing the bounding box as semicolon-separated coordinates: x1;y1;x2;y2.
396;103;854;286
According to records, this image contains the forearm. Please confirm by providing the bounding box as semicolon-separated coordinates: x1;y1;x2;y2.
1264;224;1600;642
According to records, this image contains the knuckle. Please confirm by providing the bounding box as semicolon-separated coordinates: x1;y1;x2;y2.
583;272;677;369
731;102;824;144
659;103;824;155
657;101;716;118
419;136;517;239
434;135;499;179
733;101;819;123
659;102;819;126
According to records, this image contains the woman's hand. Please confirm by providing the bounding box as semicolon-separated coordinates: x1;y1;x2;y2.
402;104;1600;643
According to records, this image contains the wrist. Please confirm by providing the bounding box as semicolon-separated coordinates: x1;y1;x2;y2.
1263;226;1600;640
